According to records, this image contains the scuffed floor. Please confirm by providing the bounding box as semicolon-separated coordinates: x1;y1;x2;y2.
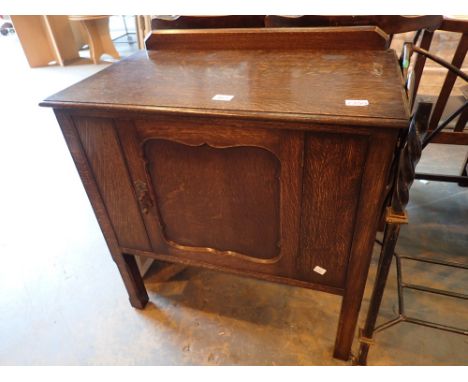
0;30;466;365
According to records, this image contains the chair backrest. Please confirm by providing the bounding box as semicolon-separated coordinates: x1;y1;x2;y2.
410;17;468;138
403;43;467;147
151;16;266;30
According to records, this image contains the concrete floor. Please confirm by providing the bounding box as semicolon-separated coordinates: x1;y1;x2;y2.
0;30;467;366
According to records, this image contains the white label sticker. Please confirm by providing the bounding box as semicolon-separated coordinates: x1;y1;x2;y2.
313;266;327;275
345;99;369;106
212;94;234;101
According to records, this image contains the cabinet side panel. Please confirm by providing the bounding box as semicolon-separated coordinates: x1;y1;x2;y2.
298;132;368;288
73;116;152;251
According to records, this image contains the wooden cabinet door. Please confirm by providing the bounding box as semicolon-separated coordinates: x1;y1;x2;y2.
115;116;304;280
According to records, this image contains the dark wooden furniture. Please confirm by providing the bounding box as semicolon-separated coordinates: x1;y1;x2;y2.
151;15;265;30
409;17;468;186
41;28;409;361
265;15;442;48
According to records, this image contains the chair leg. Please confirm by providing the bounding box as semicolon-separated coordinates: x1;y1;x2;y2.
81;17;120;64
356;223;401;365
458;152;468;187
113;253;149;309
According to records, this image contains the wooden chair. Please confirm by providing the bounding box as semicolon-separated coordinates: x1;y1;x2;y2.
151;15;265;30
68;15;120;64
408;17;468;186
356;42;467;366
265;15;442;48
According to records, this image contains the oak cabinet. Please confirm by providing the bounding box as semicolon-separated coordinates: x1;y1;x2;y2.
42;27;409;361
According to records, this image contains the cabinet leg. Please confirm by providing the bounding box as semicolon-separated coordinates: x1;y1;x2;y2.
333;295;360;361
113;253;149;309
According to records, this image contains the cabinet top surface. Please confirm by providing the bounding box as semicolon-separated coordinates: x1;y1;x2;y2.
42;48;409;127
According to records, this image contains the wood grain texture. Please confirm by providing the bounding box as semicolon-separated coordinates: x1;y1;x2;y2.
144;27;389;51
54;111;149;309
50;109;403;360
129;119;303;276
121;247;344;296
264;15;442;34
333;128;399;360
41;48;408;128
43;29;409;360
145;140;281;260
73;116;152;251
114;119;168;253
151;15;265;30
297;132;369;288
54;112;122;257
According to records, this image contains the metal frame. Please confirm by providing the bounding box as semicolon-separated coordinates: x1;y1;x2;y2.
355;42;468;365
111;15;138;45
372;238;468;336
